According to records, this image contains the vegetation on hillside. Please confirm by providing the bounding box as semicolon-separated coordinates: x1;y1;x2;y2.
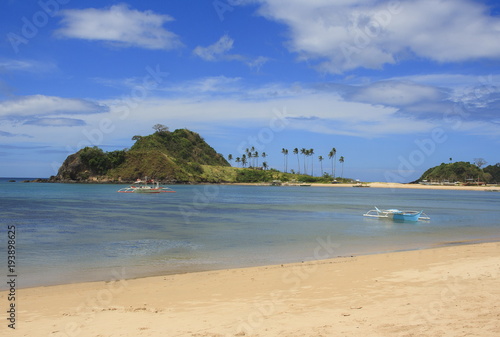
198;166;352;184
130;128;228;167
55;126;229;182
417;161;500;184
55;125;353;183
484;163;500;183
79;147;126;175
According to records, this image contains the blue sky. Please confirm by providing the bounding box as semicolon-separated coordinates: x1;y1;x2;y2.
1;0;499;181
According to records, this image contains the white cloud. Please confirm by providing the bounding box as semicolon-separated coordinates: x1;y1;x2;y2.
97;75;500;140
23;118;86;127
164;76;243;94
346;81;445;106
102;89;437;139
193;34;235;61
193;35;270;70
56;4;182;50
253;0;500;73
246;56;270;71
0;59;57;73
0;130;20;137
0;95;106;120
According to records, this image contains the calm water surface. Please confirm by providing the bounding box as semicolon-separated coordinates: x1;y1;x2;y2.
1;179;499;287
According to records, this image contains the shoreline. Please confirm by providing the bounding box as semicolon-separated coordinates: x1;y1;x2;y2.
6;237;500;290
311;181;500;191
2;241;499;336
228;181;500;191
4;178;500;192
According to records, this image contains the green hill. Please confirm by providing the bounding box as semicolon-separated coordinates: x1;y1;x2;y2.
417;161;499;184
53;128;230;182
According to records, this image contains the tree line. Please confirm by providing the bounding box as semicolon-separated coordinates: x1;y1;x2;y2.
227;147;345;179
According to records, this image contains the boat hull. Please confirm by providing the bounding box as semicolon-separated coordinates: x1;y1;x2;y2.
117;182;176;194
363;207;429;222
392;211;423;222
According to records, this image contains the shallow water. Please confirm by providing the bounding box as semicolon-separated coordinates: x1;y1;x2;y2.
1;179;499;288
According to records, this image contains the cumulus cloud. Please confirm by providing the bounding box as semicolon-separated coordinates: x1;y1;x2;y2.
253;0;500;73
55;4;182;50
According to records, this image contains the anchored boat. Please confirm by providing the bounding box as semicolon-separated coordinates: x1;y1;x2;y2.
363;206;430;222
117;178;176;194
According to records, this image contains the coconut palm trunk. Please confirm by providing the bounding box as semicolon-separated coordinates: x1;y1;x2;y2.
293;148;300;174
339;156;344;179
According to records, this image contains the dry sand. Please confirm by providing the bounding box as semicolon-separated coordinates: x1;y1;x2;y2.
2;242;499;337
230;181;500;191
312;182;500;191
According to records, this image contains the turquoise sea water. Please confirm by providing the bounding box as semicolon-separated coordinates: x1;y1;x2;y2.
1;179;499;288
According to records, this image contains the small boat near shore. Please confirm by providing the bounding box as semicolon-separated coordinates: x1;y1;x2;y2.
117;178;176;194
363;206;430;222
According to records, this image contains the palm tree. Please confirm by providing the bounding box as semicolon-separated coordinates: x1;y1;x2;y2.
235;157;241;167
247;152;252;168
285;149;289;172
301;148;307;174
250;146;255;166
228;154;233;166
293;148;300;173
328;148;337;177
318;155;324;176
309;148;314;176
263;161;268;170
242;154;247;168
254;151;259;167
328;150;334;176
339;156;345;179
262;152;267;164
281;148;287;172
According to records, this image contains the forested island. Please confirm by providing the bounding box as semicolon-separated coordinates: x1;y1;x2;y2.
47;126;346;184
416;161;500;185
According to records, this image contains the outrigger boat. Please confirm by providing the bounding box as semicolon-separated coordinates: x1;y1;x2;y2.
117;178;175;194
363;206;430;222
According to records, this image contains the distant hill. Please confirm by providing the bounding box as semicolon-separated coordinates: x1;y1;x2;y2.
52;128;230;183
417;161;499;184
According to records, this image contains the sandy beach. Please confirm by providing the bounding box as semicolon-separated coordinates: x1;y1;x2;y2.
2;242;499;337
333;182;500;191
229;181;500;191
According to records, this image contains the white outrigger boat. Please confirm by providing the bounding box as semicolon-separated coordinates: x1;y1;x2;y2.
117;178;176;194
363;206;430;222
